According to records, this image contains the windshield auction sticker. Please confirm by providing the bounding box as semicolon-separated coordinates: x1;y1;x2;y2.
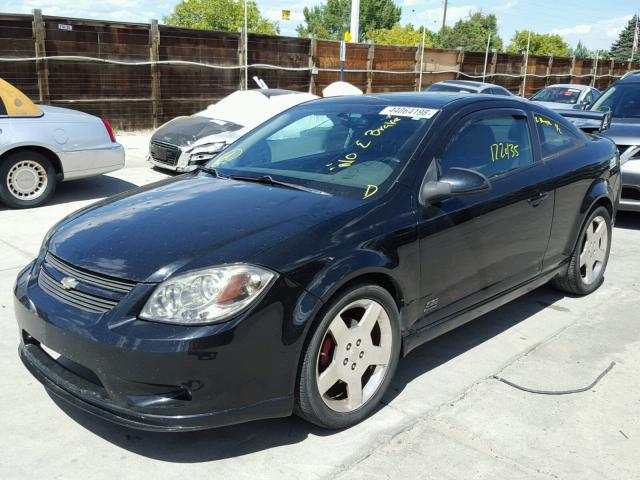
379;106;439;119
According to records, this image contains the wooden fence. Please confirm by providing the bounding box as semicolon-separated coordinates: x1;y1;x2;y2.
1;11;638;130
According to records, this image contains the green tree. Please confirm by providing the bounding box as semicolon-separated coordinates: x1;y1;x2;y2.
571;40;591;59
164;0;278;35
507;31;570;56
441;12;503;52
609;15;638;60
367;23;434;47
296;0;401;41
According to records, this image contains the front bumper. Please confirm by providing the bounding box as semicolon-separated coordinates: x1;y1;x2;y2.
620;158;640;212
14;262;305;431
146;153;197;173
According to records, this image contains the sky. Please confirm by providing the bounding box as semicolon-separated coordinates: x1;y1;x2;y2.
0;0;637;51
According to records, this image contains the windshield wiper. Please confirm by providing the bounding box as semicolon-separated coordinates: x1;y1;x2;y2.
228;174;329;195
196;166;229;179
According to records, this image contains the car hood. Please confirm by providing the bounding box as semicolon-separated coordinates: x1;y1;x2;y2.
532;100;579;110
47;175;357;282
151;115;244;148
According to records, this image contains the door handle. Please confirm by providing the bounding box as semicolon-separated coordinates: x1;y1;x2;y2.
527;191;548;207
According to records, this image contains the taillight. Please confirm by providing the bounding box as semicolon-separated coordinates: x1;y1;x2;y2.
102;118;116;143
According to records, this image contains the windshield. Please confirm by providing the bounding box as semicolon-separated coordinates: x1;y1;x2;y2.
207;102;437;200
531;87;582;104
427;84;476;94
591;84;640;118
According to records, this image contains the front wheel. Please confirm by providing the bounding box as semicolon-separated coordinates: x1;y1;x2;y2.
551;206;611;295
295;284;401;429
0;150;56;208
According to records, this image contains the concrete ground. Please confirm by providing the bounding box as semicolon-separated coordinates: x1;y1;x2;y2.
0;132;638;479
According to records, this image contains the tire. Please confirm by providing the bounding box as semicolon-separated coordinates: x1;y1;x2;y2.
551;206;611;295
0;150;56;209
295;283;401;429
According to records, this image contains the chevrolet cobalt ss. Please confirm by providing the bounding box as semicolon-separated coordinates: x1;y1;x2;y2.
15;93;619;431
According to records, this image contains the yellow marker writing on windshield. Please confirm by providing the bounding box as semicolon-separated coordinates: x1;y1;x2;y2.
363;184;379;199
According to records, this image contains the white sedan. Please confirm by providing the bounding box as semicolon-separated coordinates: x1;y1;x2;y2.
148;81;363;172
0;78;124;208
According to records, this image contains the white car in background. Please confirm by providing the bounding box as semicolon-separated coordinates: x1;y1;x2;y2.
148;81;363;172
530;84;600;111
0;78;124;209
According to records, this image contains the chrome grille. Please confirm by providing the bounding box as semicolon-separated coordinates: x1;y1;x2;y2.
38;269;119;314
44;253;135;294
150;140;180;166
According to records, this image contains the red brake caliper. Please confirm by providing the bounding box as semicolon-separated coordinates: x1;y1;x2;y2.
319;335;335;370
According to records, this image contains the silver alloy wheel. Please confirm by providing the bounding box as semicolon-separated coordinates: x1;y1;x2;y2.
316;298;393;413
6;160;48;201
579;215;608;285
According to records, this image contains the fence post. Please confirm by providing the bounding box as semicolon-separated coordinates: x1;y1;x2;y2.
308;35;317;95
520;53;529;96
366;42;375;93
569;56;576;84
32;9;50;103
414;43;421;91
545;55;554;86
238;28;246;90
149;19;161;129
607;59;615;88
455;48;465;80
490;50;498;78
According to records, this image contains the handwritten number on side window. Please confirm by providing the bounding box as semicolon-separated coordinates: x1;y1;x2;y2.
490;143;520;162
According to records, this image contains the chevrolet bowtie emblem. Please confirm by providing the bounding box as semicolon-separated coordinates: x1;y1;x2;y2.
60;277;79;290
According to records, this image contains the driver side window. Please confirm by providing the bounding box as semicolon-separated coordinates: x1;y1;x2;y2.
440;114;534;179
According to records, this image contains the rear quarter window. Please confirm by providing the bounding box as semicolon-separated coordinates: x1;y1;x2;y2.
533;112;583;159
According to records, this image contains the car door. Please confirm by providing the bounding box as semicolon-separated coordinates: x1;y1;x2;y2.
414;107;555;327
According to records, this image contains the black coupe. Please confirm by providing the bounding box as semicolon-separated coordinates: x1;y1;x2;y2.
15;92;619;431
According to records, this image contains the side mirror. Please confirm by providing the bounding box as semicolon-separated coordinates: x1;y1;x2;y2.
420;167;491;205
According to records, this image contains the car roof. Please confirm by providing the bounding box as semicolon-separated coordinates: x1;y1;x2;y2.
255;89;301;98
619;71;640;82
541;84;591;90
303;91;528;110
438;80;491;88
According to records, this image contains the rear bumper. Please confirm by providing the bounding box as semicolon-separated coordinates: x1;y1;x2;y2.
61;144;125;181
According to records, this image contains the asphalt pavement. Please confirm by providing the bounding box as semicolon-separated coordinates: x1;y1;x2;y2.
0;132;638;479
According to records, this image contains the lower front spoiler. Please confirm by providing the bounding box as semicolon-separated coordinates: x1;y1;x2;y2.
19;342;292;432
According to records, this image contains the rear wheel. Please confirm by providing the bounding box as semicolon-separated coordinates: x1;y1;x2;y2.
0;150;56;208
295;284;400;429
551;206;611;295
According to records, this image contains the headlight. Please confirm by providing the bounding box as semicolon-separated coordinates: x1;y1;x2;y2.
139;265;276;325
186;142;227;162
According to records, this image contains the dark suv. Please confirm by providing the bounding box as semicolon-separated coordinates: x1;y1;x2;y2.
590;71;640;211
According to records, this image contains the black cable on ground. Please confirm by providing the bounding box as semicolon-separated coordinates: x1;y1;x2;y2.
492;361;616;395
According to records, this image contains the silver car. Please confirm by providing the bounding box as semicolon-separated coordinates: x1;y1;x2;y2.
530;84;600;111
0;79;125;208
424;80;513;96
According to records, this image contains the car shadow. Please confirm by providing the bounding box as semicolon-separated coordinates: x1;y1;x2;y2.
615;212;640;230
48;284;567;462
0;175;140;211
50;176;140;206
